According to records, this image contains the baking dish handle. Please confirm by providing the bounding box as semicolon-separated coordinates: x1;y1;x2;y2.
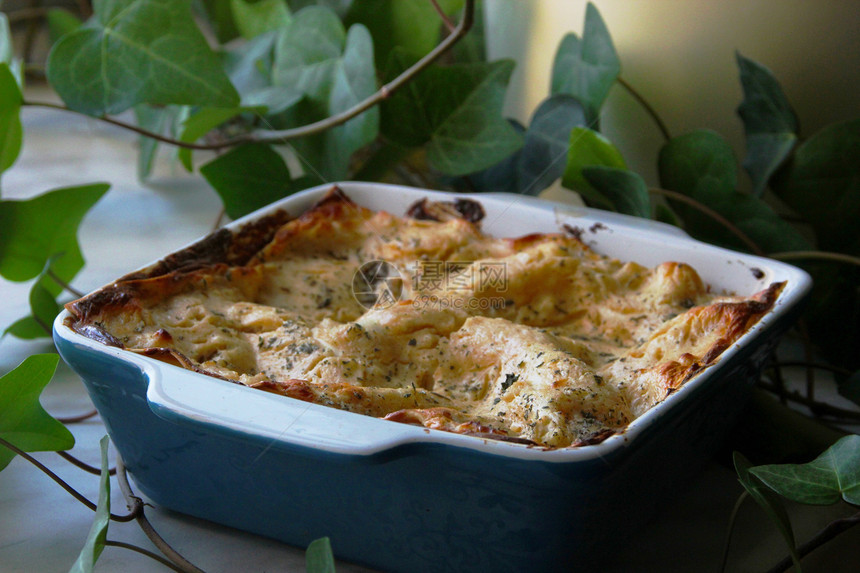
145;364;427;456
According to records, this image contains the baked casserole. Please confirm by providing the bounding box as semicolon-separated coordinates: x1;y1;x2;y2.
65;186;782;449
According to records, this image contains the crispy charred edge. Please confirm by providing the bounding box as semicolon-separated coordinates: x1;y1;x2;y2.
64;285;137;336
65;207;290;330
660;280;786;394
121;209;292;281
65;263;212;322
406;197;486;224
250;186;372;262
65;263;260;335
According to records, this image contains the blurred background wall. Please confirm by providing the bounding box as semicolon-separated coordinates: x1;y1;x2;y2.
485;0;860;188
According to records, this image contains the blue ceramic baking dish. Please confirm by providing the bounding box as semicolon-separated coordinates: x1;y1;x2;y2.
54;182;811;572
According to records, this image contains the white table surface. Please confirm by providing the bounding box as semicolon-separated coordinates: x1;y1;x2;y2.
1;89;858;573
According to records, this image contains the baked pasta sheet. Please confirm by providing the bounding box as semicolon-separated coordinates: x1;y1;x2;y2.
66;187;783;448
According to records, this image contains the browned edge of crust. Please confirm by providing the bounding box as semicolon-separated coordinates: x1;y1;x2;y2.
64;201;297;334
662;280;786;394
61;186;788;449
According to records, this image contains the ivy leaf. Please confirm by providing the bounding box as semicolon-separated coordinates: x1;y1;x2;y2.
288;0;352;17
751;435;860;506
771;119;860;256
201;143;316;219
798;261;860;372
273;7;379;179
69;435;111;573
4;256;65;340
0;183;109;287
3;316;47;340
465;95;584;196
460;119;525;193
222;30;277;96
734;452;802;572
0;355;75;471
47;9;83;45
305;537;336;573
221;31;303;114
231;0;291;40
742;133;797;198
344;0;463;68
582;166;651;218
550;2;620;125
381;55;523;176
0;62;23;177
736;53;799;196
318;24;378;179
657;129;810;254
560;126;624;210
518;94;588;195
46;0;240;116
198;0;240;43
272;6;347;107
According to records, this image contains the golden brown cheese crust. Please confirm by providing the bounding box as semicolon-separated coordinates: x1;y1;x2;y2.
66;186;784;448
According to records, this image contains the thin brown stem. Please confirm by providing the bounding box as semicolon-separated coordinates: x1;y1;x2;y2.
769;250;860;268
20;0;475;151
58;450;117;476
648;188;766;256
46;268;85;298
56;408;99;424
0;436;139;522
105;540;186;572
115;454;206;573
617;76;672;143
21;100;218;149
33;314;52;336
765;510;860;573
429;0;456;32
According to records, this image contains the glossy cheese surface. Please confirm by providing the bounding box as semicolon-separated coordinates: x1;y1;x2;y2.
67;188;782;448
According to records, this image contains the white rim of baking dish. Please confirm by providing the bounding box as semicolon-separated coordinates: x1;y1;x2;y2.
54;181;812;463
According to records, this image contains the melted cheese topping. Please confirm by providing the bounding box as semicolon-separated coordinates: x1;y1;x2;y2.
69;191;782;448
